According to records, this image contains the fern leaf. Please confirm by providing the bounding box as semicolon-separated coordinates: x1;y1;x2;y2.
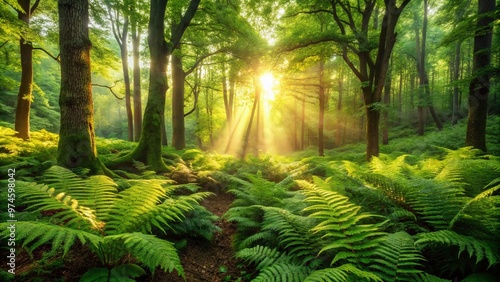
252;262;310;282
300;177;386;266
415;230;498;267
305;264;383;282
237;246;284;269
449;177;500;230
370;232;425;281
259;206;317;260
104;232;184;277
0;221;101;256
106;181;167;234
16;181;101;230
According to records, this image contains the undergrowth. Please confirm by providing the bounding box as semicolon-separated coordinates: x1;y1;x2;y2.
225;147;500;281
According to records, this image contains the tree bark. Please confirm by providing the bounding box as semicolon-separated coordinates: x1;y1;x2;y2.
131;19;142;141
466;0;495;151
116;17;133;141
129;0;169;171
330;0;410;160
382;61;392;145
318;60;326;156
126;0;200;171
57;0;99;171
171;45;185;150
14;0;39;140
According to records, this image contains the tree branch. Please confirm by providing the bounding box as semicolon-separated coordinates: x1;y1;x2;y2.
30;0;41;14
184;49;225;76
0;41;8;49
92;80;124;99
169;0;201;51
32;47;60;63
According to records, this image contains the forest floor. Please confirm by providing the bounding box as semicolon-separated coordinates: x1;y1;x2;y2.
154;191;245;282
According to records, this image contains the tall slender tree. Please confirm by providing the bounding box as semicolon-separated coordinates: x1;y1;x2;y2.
14;0;40;140
466;0;496;151
107;3;133;141
125;0;200;171
328;0;411;160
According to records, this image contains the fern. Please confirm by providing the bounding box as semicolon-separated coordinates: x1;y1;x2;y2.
300;177;387;266
370;231;425;281
449;177;500;235
104;232;184;276
105;180;170;234
15;181;101;230
0;221;100;256
42;166;119;220
237;246;311;282
0;165;218;280
415;230;498;267
258;206;318;261
304;264;383;282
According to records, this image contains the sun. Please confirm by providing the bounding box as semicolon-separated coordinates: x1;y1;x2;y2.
260;72;276;101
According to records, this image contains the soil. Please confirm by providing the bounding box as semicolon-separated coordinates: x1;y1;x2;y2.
150;191;245;282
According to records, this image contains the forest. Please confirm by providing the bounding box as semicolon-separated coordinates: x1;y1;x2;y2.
0;0;499;281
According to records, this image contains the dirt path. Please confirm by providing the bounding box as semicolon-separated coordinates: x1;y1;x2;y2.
153;192;243;282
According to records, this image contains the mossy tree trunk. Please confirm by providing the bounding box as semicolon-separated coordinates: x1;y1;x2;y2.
131;18;142;142
128;0;200;172
14;0;40;140
57;0;99;172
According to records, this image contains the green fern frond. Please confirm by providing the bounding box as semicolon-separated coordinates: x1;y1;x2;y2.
106;180;167;234
259;206;317;260
413;272;452;282
237;246;284;268
409;179;465;230
239;230;276;249
449;177;500;232
0;221;101;256
252;262;311;282
104;232;184;277
300;177;387;266
370;231;425;281
415;230;498;267
106;180;211;235
16;181;100;230
42;166;88;193
156;191;214;230
305;264;383;282
40;166;119;220
388;208;417;222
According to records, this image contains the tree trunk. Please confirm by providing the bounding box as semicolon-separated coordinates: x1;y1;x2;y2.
127;0;199;171
119;18;133;141
415;1;443;134
171;45;185;150
57;0;99;171
335;66;343;147
318;60;326;156
130;0;169;171
452;41;461;125
131;19;142;142
382;62;392;145
241;79;260;158
466;0;495;151
14;0;38;140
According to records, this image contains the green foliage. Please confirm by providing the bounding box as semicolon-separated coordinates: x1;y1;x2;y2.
0;126;58;168
226;147;500;281
80;264;146;282
0;166;216;280
301;177;387;266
